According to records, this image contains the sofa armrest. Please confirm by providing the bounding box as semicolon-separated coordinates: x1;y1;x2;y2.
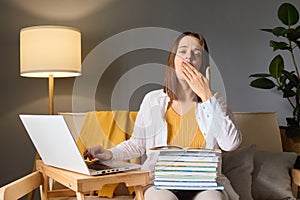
0;171;43;199
292;169;300;197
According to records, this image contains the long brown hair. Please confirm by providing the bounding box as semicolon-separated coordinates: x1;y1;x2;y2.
163;32;209;102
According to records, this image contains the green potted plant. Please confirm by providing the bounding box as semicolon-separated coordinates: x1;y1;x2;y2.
250;2;300;138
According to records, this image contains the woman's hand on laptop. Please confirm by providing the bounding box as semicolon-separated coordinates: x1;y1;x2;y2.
84;145;113;161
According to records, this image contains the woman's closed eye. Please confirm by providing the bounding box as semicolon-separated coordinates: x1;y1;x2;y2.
193;50;202;56
177;49;202;57
177;49;186;55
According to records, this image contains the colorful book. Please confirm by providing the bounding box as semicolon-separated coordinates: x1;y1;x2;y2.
155;185;224;191
155;161;218;167
155;171;217;177
150;145;222;154
154;174;218;180
155;166;217;172
154;180;218;187
151;145;223;191
154;177;217;182
157;155;219;162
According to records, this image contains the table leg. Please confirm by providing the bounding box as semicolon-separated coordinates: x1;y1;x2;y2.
292;182;298;198
76;192;85;200
134;185;144;200
41;174;49;200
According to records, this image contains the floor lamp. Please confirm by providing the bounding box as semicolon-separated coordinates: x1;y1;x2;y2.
20;25;81;199
20;25;81;114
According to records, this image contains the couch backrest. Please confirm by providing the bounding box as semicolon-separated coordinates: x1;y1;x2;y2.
233;112;282;152
59;111;283;152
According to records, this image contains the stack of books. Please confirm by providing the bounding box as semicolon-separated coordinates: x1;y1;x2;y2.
152;146;224;191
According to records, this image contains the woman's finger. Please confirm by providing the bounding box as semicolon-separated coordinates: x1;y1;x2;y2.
206;67;210;87
84;148;94;160
83;149;88;159
183;61;197;75
182;68;192;81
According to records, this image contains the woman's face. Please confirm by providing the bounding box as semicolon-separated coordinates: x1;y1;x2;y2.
174;35;203;80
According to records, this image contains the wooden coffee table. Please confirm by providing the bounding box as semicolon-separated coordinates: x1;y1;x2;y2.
36;160;150;200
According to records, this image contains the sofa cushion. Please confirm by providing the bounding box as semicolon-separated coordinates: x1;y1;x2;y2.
222;144;256;200
252;151;297;200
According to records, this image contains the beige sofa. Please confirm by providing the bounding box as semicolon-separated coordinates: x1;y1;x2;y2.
0;112;299;200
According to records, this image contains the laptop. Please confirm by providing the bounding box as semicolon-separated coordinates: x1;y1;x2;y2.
19;114;141;176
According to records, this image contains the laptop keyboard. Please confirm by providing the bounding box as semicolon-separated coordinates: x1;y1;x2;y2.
86;160;113;170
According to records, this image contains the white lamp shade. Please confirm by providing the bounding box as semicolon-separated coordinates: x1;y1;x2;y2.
20;25;81;78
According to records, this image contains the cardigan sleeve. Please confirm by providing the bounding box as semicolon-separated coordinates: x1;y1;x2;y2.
198;92;242;151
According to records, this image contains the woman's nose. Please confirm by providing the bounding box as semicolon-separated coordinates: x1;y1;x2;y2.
185;57;191;63
185;56;191;62
184;51;192;62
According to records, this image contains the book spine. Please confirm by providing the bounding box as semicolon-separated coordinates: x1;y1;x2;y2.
154;180;218;187
155;171;217;176
159;152;218;157
155;185;224;191
158;155;219;162
154;177;217;182
156;161;218;167
155;166;217;172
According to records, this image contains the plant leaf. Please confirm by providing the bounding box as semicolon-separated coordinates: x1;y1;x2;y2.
249;73;271;78
294;26;300;40
282;70;299;85
260;28;273;33
286;117;300;138
294;106;300;123
280;28;294;35
297;87;300;99
273;27;288;36
286;125;300;137
279;75;287;83
287;117;297;126
295;40;300;48
261;27;287;37
279;75;287;85
285;80;296;90
250;78;276;89
269;55;284;78
278;3;299;26
283;89;296;97
269;40;289;51
286;27;300;41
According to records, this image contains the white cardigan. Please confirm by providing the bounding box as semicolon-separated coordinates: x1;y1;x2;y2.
110;89;242;199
